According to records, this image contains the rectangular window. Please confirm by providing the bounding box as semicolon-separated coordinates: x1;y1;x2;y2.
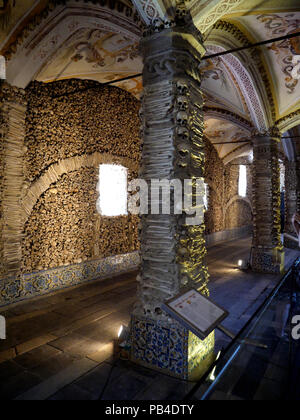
97;164;128;217
204;183;208;210
0;56;5;80
238;165;247;198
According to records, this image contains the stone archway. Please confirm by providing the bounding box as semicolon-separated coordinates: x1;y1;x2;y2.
205;45;269;131
224;195;253;229
21;153;138;223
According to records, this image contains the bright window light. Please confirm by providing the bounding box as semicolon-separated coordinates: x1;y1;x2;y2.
97;164;128;216
279;161;285;192
204;183;208;210
238;165;247;198
249;150;253;163
0;55;6;80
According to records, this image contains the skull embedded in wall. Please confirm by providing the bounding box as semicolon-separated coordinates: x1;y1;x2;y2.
153;18;164;32
177;96;188;111
164;19;173;29
176;111;188;127
177;142;190;158
176;80;188;95
175;5;188;24
177;127;189;141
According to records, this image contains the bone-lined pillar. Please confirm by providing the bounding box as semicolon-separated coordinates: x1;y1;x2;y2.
0;83;26;278
284;159;298;248
130;7;214;380
251;129;284;274
297;158;300;215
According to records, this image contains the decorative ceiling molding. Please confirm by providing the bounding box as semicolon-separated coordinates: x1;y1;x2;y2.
2;0;142;60
5;1;142;88
132;0;246;30
203;106;253;131
276;110;300;134
205;45;268;131
131;0;166;24
191;0;244;33
208;20;276;125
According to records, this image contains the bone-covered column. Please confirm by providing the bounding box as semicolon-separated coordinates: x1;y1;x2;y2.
251;129;284;273
0;83;26;277
130;7;214;380
284;159;298;248
297;158;300;215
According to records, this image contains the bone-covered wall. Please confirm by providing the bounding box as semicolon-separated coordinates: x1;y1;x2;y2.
0;78;253;283
204;138;253;233
0;91;5;279
22;79;140;274
25;80;141;182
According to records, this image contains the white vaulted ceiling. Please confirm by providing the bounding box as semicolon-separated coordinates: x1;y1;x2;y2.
0;0;299;161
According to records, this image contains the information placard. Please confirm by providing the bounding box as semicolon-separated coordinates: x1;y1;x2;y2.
163;289;229;340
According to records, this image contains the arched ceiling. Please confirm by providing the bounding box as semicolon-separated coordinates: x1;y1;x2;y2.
223;7;300;120
35;28;142;95
204;117;252;164
0;0;299;162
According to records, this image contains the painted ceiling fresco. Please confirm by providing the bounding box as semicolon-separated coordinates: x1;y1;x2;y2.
36;29;250;114
36;28;142;97
0;0;299;161
200;54;250;119
230;12;300;117
204;118;250;161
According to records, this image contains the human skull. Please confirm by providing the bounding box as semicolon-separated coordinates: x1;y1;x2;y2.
176;80;188;95
177;142;190;158
176;111;188;126
177;96;188;111
177;127;189;141
175;6;187;22
153;19;163;32
177;160;188;169
164;19;173;29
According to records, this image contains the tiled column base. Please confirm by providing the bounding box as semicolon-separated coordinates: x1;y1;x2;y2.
251;248;285;274
130;315;215;381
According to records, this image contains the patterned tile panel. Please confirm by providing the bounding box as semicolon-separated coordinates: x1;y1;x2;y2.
0;252;140;307
131;314;215;380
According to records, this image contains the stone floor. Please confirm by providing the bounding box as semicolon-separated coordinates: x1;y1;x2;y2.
193;270;300;401
0;237;298;400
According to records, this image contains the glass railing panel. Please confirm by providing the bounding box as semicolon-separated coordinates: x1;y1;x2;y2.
184;258;300;401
